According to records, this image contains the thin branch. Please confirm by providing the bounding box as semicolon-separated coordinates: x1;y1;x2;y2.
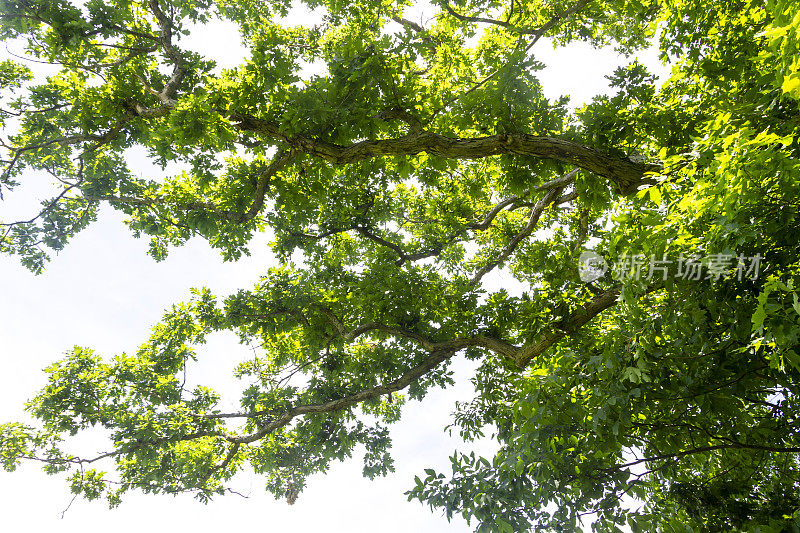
86;149;293;224
443;3;531;33
224;347;461;443
22;449;121;466
632;419;800;454
603;437;800;476
654;363;769;402
197;442;241;488
435;0;592;115
471;170;576;285
237;150;293;222
291;171;573;266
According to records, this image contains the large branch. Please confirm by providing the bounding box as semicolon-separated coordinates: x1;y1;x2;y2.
193;289;620;447
27;292;621;464
230;113;657;194
36;288;620;472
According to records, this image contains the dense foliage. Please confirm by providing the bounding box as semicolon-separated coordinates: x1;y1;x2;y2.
1;0;799;530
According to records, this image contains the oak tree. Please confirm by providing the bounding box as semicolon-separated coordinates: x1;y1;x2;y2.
1;0;799;530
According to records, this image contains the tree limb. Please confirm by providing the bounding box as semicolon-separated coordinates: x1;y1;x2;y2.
230;113;657;193
515;287;620;367
471;170;576;285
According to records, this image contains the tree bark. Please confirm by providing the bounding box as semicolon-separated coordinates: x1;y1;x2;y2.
230;113;658;194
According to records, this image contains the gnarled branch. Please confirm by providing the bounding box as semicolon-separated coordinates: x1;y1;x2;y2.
230;113;658;193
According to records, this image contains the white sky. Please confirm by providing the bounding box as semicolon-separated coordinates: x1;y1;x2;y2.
0;6;670;532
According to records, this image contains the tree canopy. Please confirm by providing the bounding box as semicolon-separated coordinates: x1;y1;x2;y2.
1;0;799;530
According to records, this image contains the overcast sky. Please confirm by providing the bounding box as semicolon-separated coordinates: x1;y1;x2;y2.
0;6;669;532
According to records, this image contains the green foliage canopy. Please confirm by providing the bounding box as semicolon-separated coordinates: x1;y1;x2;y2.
1;0;799;530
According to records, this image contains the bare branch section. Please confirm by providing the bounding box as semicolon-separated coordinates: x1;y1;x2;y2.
230;113;657;193
124;0;187;116
391;16;425;33
146;0;186;102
